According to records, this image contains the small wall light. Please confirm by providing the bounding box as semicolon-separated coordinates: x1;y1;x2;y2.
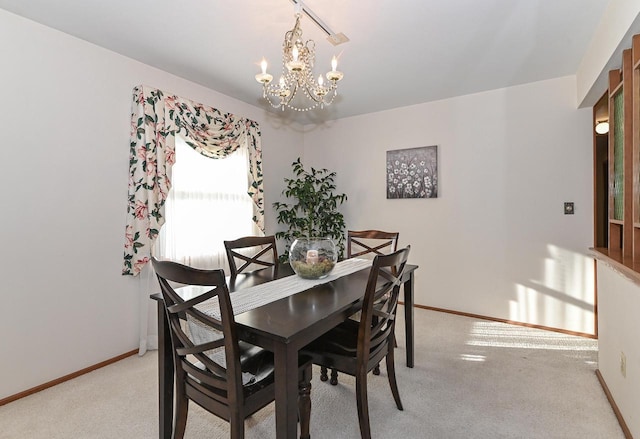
595;120;609;135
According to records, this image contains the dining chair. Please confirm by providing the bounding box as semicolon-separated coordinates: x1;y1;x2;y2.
347;230;399;259
300;246;410;439
322;229;400;385
224;235;278;277
151;257;312;439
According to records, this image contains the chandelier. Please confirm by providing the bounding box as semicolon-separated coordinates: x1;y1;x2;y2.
255;5;344;112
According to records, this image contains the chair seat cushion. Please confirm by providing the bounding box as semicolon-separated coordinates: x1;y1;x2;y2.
237;341;275;394
303;318;360;358
197;341;275;395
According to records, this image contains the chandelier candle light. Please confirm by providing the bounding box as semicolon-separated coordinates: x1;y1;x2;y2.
255;3;345;112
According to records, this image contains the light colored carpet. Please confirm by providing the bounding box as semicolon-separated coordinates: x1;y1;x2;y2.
0;309;624;438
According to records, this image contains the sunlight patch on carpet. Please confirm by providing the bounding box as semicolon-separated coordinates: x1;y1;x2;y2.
464;321;598;351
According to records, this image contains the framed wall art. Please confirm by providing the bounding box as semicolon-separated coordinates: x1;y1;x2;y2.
386;145;438;199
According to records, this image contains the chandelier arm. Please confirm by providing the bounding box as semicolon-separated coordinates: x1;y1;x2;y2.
283;82;298;107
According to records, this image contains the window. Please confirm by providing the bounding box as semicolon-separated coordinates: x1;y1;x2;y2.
155;135;258;270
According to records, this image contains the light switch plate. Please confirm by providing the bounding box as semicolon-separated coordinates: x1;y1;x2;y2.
564;202;575;215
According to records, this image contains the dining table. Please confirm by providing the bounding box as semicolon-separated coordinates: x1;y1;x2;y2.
151;260;418;439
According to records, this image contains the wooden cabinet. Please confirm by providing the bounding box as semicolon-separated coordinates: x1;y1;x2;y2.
607;54;624;253
596;34;640;271
605;39;640;261
633;35;640;259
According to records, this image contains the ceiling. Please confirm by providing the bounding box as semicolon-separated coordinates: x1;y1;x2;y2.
0;0;610;123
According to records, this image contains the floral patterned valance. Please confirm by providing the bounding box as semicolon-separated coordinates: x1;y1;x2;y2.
122;85;264;276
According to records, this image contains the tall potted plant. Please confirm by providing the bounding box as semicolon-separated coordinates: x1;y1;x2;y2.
273;158;348;263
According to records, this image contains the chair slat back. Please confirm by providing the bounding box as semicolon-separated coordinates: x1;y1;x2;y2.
224;235;278;276
358;246;410;366
347;230;399;259
151;257;244;405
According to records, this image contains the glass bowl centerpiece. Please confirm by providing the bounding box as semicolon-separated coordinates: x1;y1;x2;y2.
289;237;338;279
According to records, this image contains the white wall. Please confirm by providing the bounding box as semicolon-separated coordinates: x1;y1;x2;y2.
303;76;595;334
596;262;640;438
0;9;302;400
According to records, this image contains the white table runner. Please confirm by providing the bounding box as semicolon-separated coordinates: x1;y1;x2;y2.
196;257;372;319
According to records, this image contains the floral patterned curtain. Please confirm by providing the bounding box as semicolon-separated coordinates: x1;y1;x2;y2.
122;85;264;276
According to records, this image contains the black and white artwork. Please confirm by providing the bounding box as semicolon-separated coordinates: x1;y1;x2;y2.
386;145;438;199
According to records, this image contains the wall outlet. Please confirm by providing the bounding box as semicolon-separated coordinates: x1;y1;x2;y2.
620;351;627;378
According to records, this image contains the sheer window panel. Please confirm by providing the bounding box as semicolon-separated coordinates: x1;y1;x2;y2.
155;135;259;272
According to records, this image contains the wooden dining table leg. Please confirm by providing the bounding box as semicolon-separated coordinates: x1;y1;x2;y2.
157;300;174;439
403;272;415;368
274;343;300;438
